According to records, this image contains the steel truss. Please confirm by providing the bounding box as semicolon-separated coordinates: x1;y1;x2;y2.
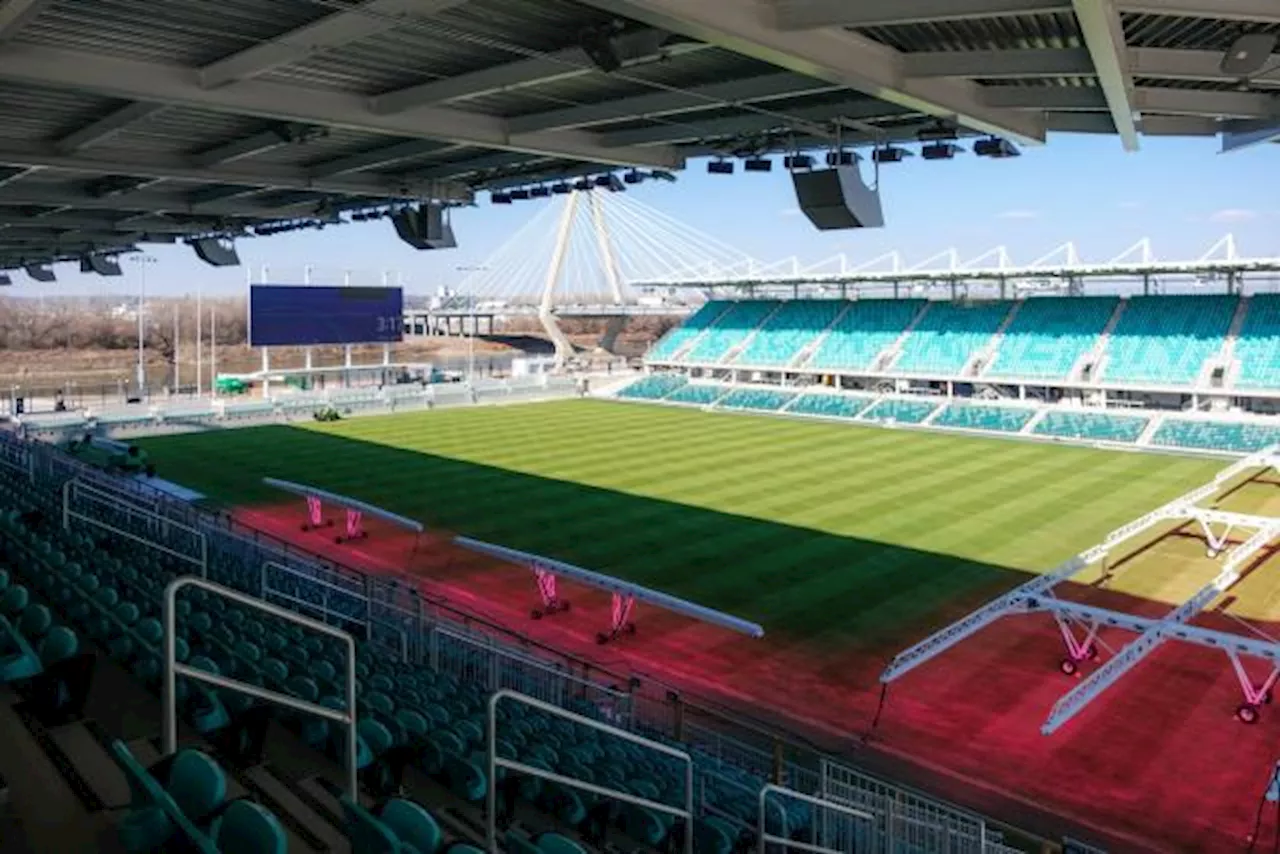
882;445;1280;733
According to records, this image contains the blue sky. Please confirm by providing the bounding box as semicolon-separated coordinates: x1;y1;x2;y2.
23;133;1280;298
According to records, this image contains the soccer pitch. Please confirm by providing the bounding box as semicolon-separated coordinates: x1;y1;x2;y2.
136;400;1234;649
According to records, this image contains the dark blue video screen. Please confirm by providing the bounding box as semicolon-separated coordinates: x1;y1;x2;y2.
249;285;404;347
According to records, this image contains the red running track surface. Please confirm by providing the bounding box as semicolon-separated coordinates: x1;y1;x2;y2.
234;503;1280;853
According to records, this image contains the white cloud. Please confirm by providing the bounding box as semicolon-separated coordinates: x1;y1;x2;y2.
995;209;1039;220
1208;208;1261;223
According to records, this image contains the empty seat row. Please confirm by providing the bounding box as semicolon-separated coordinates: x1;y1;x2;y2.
1102;295;1236;386
893;301;1012;375
932;404;1035;434
1033;411;1149;443
1152;420;1280;454
615;374;688;401
786;394;872;419
862;399;939;424
986;297;1117;380
716;388;795;412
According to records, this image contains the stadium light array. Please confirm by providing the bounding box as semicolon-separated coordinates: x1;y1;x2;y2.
974;137;1020;158
743;157;772;172
707;159;734;175
921;142;963;160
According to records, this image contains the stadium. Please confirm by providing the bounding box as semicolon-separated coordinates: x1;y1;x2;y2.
3;1;1280;854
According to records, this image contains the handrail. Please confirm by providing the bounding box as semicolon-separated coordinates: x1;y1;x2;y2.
163;576;359;799
757;783;873;854
64;478;208;577
487;689;694;854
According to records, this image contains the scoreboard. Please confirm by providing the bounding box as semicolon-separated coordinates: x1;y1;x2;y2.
248;285;403;347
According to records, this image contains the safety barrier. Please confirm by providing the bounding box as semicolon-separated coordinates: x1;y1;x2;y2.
162;576;359;798
63;478;207;577
758;783;873;854
486;689;694;854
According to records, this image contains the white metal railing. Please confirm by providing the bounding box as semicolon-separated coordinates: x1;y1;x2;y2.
63;478;207;577
162;576;359;799
486;689;694;854
757;783;873;854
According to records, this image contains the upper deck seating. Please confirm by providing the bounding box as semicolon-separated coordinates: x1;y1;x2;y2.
734;301;844;367
647;302;729;361
1033;411;1149;443
1101;295;1236;385
807;300;923;372
932;404;1034;434
683;301;779;364
1234;294;1280;389
893;301;1013;376
986;297;1118;380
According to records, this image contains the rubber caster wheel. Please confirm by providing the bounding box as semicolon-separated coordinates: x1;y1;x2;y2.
1266;691;1274;705
334;536;344;545
1060;659;1078;676
626;623;637;636
1238;703;1260;724
1087;645;1099;661
560;601;571;614
531;609;543;620
596;632;610;645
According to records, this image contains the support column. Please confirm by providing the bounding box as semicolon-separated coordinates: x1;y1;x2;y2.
261;348;271;398
539;192;582;368
344;345;353;388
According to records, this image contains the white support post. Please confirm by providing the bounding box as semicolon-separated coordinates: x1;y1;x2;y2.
539;192;581;368
588;191;625;305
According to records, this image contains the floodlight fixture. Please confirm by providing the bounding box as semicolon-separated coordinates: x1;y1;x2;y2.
743;157;772;172
872;146;911;164
974;137;1020;158
707;159;734;175
783;154;814;170
921;142;962;160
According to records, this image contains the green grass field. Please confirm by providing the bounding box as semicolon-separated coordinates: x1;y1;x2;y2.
136;400;1245;649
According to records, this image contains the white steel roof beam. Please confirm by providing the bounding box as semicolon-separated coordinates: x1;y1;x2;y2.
768;0;1071;30
575;0;1046;145
369;29;711;113
600;98;911;147
200;0;471;89
1071;0;1139;151
0;141;469;202
0;0;51;42
0;186;323;218
507;72;842;135
984;85;1280;119
55;102;166;153
309;140;453;177
0;45;683;170
1118;0;1280;25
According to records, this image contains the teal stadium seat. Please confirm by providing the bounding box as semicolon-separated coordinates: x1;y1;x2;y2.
787;394;871;419
807;300;923;372
1234;294;1280;389
862;399;939;424
1033;411;1149;443
682;301;779;364
615;374;688;400
932;404;1034;434
716;388;795;412
665;384;728;406
734;300;844;367
647;302;731;361
0;437;833;854
893;301;1013;375
211;800;289;854
1102;295;1236;385
1152;420;1280;454
986;297;1118;380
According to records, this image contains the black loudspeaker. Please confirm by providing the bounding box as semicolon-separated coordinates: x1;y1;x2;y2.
24;263;55;282
191;237;241;267
391;205;457;250
791;165;885;230
80;255;122;276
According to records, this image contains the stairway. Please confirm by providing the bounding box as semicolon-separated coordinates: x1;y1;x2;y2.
1021;408;1049;435
1137;414;1165;446
792;302;854;369
969;299;1023;377
724;301;784;365
667;302;734;361
876;301;933;372
1072;298;1128;382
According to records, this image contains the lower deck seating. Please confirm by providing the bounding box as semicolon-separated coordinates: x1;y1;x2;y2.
1033;411;1149;443
0;452;805;854
665;384;727;406
1152;420;1280;454
716;388;795;412
786;394;871;419
616;375;688;401
862;399;939;424
933;404;1034;434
